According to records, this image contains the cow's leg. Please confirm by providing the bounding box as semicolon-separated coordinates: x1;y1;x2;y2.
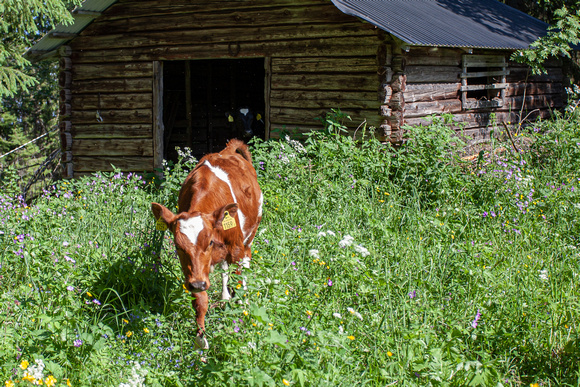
221;261;231;301
192;292;209;349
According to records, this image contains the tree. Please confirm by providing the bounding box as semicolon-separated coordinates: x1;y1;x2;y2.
0;0;81;98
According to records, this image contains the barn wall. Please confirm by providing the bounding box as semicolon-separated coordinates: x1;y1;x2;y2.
383;38;566;142
61;0;384;177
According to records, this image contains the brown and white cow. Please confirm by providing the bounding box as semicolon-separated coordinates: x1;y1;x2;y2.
151;139;262;349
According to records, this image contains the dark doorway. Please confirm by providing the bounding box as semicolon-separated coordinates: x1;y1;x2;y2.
162;58;266;163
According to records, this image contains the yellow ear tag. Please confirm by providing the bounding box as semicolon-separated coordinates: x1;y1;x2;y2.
228;114;234;123
156;218;168;231
222;211;237;231
256;113;262;121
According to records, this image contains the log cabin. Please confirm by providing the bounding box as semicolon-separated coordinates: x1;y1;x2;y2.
26;0;567;178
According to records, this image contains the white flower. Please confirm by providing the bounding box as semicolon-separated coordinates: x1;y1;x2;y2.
338;325;344;334
247;342;256;350
347;307;363;321
333;313;342;319
326;230;336;236
539;269;549;281
119;361;148;387
25;359;45;380
354;245;370;257
317;231;327;237
309;249;320;259
339;235;354;248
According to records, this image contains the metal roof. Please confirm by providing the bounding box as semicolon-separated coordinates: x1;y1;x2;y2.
331;0;550;49
28;0;549;59
26;0;117;59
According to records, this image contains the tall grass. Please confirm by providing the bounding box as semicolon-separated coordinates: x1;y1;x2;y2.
1;111;579;386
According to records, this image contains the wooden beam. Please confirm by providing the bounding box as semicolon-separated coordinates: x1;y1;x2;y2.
153;61;164;172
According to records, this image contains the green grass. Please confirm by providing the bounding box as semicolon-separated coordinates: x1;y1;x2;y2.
1;112;580;386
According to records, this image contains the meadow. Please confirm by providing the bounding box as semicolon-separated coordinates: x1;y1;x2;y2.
1;110;579;386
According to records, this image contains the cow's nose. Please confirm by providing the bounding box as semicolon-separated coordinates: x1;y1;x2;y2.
189;281;207;292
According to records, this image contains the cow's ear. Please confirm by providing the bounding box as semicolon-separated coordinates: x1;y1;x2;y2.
151;202;177;232
213;203;238;230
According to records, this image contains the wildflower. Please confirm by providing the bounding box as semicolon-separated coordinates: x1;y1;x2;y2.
24;359;45;381
283;379;291;386
471;309;481;329
66;286;74;291
66;380;71;387
333;313;342;319
387;351;393;357
539;270;549;281
126;331;133;338
73;339;82;347
92;299;101;305
5;381;15;387
327;279;333;287
338;325;344;334
339;235;354;248
143;328;150;334
308;249;320;259
354;245;369;257
317;231;327;237
45;375;57;387
248;342;256;350
408;290;416;299
285;289;289;296
20;360;29;370
347;335;355;340
327;230;336;236
347;307;363;321
86;292;92;297
243;310;248;316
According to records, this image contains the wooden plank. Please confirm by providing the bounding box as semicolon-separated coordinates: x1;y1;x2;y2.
152;61;164;173
404;47;461;66
463;55;506;67
504;93;564;110
73;139;153;157
404;83;460;103
71;109;152;124
463;99;503;109
72;93;152;110
505;82;564;97
271;73;377;90
85;4;362;35
460;83;507;91
405;66;461;83
73;23;375;51
270;90;380;109
271;56;377;73
102;0;326;21
71;78;152;93
71;37;378;63
461;70;509;78
270;107;381;127
73;156;153;172
264;56;272;139
71;124;153;139
507;67;564;83
72;62;153;80
404;99;462;118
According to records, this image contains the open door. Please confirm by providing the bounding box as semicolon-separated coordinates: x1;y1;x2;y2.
162;58;266;163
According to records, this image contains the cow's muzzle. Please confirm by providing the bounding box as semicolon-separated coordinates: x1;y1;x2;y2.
188;281;208;293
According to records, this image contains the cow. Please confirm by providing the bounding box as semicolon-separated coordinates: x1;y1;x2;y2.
151;139;263;349
226;107;265;140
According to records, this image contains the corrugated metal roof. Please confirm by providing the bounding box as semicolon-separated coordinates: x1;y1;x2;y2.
26;0;117;59
28;0;549;59
331;0;550;49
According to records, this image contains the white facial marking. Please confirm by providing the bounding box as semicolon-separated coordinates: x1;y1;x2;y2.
239;108;249;115
258;192;263;217
179;216;204;245
204;160;246;235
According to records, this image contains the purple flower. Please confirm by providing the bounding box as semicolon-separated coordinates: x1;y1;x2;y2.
234;326;240;333
66;286;74;291
93;299;101;305
408;290;416;299
327;279;333;287
74;339;83;347
471;309;481;329
490;211;496;217
482;212;488;218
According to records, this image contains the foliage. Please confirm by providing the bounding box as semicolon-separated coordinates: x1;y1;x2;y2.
511;6;580;74
1;113;580;386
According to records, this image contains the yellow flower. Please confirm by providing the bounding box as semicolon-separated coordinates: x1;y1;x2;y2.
123;319;128;324
20;360;29;370
285;289;289;296
67;379;72;387
45;375;57;387
283;379;290;386
126;331;133;338
387;351;393;357
243;310;248;316
5;381;15;387
87;292;92;297
143;328;150;334
530;384;540;387
306;310;312;316
347;336;355;340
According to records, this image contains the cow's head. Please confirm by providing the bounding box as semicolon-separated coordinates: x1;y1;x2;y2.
151;202;243;293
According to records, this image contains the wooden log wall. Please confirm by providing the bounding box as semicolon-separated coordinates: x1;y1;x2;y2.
62;0;386;176
382;39;567;142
